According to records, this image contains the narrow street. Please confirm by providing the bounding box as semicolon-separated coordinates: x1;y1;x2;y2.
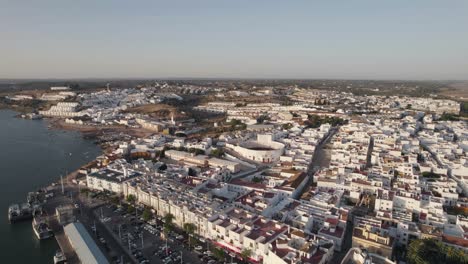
294;127;338;199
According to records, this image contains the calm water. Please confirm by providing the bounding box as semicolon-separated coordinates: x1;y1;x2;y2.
0;109;101;263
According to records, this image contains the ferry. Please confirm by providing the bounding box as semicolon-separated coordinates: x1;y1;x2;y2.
8;203;33;223
53;250;67;264
32;216;53;240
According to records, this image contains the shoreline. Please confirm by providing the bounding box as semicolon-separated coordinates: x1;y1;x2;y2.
47;118;154;137
1;110;103;264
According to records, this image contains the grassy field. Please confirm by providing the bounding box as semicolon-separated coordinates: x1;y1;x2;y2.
123;103;183;118
439;81;468;102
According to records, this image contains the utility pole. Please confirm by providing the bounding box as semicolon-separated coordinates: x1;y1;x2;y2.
128;232;131;251
60;175;64;194
140;232;144;249
165;237;168;255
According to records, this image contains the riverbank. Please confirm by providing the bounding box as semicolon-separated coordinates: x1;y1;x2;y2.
0;109;102;263
47;118;155;138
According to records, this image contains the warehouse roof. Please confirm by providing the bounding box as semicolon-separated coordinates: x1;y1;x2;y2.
64;222;109;264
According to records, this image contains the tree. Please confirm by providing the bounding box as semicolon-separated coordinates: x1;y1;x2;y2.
188;148;205;155
158;163;168;171
183;223;196;248
154;150;165;159
446;206;468;217
256;114;270;124
163;213;175;235
188;167;197;176
422;171;441;179
126;194;136;204
240;248;252;261
127;205;135;214
110;195;120;205
142;208;153;222
407;238;468;264
183;223;196;234
282;123;293;130
439;113;460;121
210;148;225;158
252;176;262;183
212;248;225;261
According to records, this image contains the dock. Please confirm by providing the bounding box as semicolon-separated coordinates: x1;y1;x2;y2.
40;169;82;264
49;217;80;264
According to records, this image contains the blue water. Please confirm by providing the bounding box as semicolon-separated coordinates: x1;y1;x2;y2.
0;109;101;263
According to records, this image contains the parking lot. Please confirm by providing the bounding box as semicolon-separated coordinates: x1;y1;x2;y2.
75;189;247;264
97;203;207;264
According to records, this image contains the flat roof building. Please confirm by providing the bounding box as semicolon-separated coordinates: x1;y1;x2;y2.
87;168;142;194
63;222;109;264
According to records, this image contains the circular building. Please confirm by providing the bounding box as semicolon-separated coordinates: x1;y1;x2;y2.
229;134;284;163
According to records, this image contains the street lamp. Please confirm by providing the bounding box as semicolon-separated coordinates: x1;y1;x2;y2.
140;232;144;249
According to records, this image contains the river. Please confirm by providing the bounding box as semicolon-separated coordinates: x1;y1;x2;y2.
0;109;101;263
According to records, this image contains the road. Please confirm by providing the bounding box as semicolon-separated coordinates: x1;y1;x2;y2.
294;127;338;199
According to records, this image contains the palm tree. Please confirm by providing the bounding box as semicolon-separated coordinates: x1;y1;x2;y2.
126;194;136;204
163;213;175;236
142;208;153;222
240;248;252;261
183;223;196;248
212;248;225;262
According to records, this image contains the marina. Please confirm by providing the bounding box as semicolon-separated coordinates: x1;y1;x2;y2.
0;110;101;263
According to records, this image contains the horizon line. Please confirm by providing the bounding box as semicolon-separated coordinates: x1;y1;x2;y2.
1;77;467;82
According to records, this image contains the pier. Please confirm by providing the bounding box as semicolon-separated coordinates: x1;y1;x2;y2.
50;219;79;264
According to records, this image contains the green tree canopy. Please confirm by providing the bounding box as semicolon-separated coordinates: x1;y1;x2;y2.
142;208;153;222
212;248;225;261
183;223;196;234
210;148;225;158
126;194;136;204
163;213;175;234
241;248;252;260
407;238;468;264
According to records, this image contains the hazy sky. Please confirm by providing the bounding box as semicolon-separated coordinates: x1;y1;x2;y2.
1;0;467;80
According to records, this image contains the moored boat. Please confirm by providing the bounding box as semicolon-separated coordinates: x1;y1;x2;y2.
8;203;33;223
53;250;67;264
32;216;53;240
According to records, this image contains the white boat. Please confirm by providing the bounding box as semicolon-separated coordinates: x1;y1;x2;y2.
32;216;53;240
53;250;67;264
